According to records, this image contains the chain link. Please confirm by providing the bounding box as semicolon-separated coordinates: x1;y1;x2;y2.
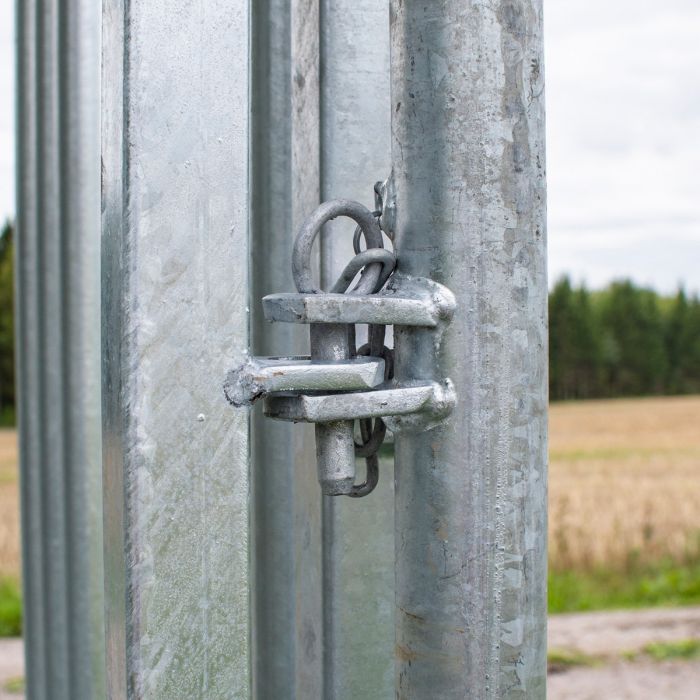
344;193;395;497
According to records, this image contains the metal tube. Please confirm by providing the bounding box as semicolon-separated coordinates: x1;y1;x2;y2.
16;4;46;697
250;1;324;694
391;2;548;698
311;324;357;494
102;1;252;696
319;1;394;695
16;1;104;698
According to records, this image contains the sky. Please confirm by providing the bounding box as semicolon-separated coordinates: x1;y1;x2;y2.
545;0;700;294
0;1;698;294
0;3;13;227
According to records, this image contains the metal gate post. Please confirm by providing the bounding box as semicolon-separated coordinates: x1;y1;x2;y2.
16;2;105;698
391;2;548;698
102;1;252;696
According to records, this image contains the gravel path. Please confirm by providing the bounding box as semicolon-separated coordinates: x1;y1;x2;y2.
549;607;700;700
549;659;700;700
0;639;22;700
549;606;700;657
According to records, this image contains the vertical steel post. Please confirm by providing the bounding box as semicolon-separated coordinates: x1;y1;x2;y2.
102;1;252;696
320;2;395;696
250;1;324;696
391;2;548;698
16;2;105;698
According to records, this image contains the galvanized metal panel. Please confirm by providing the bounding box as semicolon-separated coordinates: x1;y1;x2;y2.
102;1;252;696
320;1;395;696
391;1;548;697
16;1;105;698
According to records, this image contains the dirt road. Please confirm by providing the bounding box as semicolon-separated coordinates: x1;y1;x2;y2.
549;607;700;699
549;606;700;656
0;639;21;700
549;658;700;700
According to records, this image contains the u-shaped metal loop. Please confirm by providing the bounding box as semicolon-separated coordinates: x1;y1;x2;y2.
292;199;384;294
331;248;396;295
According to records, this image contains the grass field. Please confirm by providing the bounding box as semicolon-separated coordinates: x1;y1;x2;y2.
0;396;699;632
0;430;19;581
0;429;21;635
549;395;700;572
548;395;700;612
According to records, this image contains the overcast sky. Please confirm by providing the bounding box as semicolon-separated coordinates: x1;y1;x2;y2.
0;3;13;229
545;0;700;294
0;1;698;293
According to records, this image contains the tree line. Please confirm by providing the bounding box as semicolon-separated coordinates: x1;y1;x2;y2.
0;221;14;424
0;221;698;416
550;276;700;401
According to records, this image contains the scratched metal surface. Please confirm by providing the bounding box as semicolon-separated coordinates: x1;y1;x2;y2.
391;1;548;698
320;1;395;696
102;1;251;696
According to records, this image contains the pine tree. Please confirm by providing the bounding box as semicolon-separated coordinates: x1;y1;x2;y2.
598;280;668;396
0;221;15;422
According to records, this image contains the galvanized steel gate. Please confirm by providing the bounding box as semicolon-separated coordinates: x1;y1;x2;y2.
16;1;547;698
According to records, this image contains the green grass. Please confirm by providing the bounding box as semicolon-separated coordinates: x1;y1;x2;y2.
623;639;700;663
0;578;22;637
2;677;25;695
0;406;15;428
643;639;700;661
549;560;700;614
547;648;600;673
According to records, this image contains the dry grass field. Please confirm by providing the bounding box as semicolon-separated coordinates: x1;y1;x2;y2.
0;430;19;580
0;395;699;585
549;395;700;572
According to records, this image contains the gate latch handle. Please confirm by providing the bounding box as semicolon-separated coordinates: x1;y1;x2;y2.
225;189;455;497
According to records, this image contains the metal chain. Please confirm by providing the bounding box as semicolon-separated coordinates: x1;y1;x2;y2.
345;195;395;497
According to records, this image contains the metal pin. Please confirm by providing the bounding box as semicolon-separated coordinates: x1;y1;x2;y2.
310;324;356;495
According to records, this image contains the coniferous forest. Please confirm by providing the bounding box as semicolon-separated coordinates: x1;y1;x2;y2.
0;222;13;423
0;221;698;413
549;276;700;401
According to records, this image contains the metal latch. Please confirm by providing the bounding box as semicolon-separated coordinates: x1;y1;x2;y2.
225;187;455;497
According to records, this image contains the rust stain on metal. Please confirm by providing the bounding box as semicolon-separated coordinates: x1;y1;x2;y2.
396;644;418;663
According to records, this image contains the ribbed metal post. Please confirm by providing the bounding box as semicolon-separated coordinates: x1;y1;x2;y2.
16;2;104;698
320;1;395;696
250;1;324;696
391;2;548;698
102;1;252;696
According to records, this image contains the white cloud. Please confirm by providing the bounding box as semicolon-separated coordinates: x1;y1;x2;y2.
0;3;13;225
545;0;700;293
